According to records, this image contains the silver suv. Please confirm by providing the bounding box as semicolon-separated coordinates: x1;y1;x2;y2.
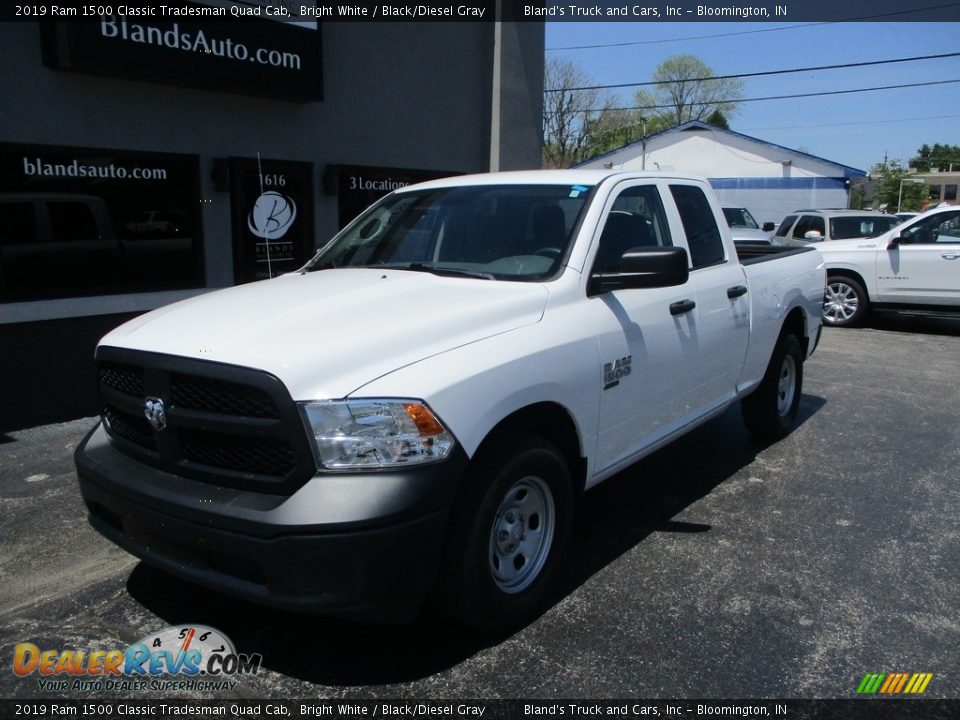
774;209;901;247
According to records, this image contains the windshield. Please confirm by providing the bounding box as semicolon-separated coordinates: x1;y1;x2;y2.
829;215;901;240
722;207;759;229
305;184;592;281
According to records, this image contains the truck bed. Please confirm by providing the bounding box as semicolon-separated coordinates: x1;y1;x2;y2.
736;244;818;265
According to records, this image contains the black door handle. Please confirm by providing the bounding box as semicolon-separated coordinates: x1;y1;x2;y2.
670;299;696;316
727;284;748;299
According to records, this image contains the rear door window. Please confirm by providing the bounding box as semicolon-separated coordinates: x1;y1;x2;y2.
669;184;725;268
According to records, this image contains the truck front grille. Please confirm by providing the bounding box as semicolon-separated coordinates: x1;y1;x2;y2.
179;428;295;477
102;404;157;451
96;348;315;495
171;374;279;419
100;362;145;399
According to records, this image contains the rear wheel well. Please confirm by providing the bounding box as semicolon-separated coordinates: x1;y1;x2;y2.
824;272;871;327
782;306;809;356
475;403;586;496
827;269;870;299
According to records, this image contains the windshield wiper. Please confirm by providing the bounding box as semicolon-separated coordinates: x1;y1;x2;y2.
305;259;337;273
394;263;496;280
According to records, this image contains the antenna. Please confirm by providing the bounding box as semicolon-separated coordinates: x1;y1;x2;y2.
256;152;274;279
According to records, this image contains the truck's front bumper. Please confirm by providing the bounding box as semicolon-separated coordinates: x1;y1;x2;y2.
75;423;468;622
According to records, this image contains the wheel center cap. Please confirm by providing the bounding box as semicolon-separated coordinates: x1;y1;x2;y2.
497;510;525;552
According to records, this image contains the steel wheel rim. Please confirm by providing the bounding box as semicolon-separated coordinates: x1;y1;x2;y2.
777;354;798;417
823;281;859;324
488;475;555;594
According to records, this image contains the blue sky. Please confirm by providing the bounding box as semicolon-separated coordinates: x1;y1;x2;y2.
545;22;960;173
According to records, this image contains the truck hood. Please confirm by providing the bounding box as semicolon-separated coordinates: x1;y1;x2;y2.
100;269;549;399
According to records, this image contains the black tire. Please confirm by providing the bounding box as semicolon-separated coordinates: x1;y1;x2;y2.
436;433;574;631
741;333;804;438
823;275;870;327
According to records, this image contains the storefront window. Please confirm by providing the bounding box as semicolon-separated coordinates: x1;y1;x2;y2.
0;143;204;303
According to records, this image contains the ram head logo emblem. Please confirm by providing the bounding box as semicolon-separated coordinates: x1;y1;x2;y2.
144;397;167;432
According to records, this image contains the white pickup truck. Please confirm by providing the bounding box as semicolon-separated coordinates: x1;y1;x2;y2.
75;170;825;629
820;205;960;326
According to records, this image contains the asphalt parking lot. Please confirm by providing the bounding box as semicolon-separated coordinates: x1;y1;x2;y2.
1;315;958;701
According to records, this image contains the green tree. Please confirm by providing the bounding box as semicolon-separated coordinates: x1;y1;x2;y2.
581;110;671;159
556;54;744;166
872;160;926;212
909;143;960;172
849;183;866;210
542;58;618;168
704;109;730;130
634;54;744;128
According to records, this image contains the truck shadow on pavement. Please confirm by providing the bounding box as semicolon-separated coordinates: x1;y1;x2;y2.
126;394;825;687
555;393;825;606
863;313;960;337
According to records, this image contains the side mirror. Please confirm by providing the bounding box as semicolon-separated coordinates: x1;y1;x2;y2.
887;230;908;250
762;222;776;232
803;230;823;241
589;246;690;295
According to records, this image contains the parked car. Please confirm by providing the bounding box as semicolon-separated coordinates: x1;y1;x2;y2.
895;212;919;222
75;170;825;629
819;205;960;326
774;209;901;247
723;206;776;246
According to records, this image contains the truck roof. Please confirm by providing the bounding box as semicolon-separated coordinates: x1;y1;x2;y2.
399;169;708;191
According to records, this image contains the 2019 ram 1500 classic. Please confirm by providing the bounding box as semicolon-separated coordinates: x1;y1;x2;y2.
75;171;825;629
819;205;960;327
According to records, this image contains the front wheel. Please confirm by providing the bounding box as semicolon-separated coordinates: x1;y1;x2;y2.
741;333;804;438
823;276;869;327
436;434;574;631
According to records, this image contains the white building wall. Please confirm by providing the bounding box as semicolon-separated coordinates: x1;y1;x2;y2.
713;187;851;227
580;125;859;226
591;130;845;178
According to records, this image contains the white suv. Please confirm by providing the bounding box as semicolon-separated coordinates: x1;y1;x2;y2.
817;206;960;326
774;209;901;247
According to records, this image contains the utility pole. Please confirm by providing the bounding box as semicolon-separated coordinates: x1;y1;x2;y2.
489;4;502;172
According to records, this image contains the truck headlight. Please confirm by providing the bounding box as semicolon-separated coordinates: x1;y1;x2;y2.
300;399;455;469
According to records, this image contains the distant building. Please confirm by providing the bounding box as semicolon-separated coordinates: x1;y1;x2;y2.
853;168;958;212
914;169;959;206
577;120;866;227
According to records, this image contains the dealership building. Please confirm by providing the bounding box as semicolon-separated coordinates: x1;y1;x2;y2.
0;14;544;430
